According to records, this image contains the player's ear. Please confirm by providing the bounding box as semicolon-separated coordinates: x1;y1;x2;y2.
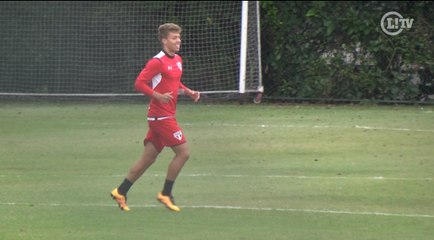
161;38;167;45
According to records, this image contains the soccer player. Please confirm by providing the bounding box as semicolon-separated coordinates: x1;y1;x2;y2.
111;23;200;212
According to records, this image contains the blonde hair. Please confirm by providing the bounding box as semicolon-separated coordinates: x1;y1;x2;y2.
158;23;182;41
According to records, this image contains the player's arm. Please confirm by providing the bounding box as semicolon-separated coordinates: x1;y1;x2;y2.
179;82;200;102
135;59;173;103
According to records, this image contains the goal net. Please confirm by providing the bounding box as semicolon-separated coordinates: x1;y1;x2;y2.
0;1;262;99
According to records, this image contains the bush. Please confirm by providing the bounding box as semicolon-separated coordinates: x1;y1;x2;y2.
261;1;434;101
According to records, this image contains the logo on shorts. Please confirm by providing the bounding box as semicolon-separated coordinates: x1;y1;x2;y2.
173;131;183;141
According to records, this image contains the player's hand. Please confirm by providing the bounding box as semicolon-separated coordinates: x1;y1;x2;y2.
192;91;200;102
153;91;173;103
186;89;200;102
190;90;200;102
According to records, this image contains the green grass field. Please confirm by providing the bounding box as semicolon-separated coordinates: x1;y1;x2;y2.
1;101;433;240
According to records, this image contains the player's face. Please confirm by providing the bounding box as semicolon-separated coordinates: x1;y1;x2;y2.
162;31;181;55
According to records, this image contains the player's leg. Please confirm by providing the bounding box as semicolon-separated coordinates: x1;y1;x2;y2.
126;142;160;183
157;142;190;212
166;142;190;182
162;142;190;195
111;141;160;211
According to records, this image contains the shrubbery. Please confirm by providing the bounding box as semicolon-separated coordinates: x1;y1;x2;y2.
261;1;433;101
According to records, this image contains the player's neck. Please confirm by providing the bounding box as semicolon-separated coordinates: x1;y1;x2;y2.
162;48;176;58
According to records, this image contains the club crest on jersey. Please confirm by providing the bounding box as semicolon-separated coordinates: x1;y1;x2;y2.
177;62;182;70
173;130;183;141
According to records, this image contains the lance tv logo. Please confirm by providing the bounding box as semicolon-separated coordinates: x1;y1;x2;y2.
381;11;414;36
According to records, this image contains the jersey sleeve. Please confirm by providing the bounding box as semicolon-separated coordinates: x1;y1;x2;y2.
179;82;188;90
134;58;162;96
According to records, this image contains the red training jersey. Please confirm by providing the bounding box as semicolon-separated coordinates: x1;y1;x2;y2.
135;50;188;117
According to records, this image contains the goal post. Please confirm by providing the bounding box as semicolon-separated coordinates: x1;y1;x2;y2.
239;1;249;95
0;1;262;100
240;1;264;103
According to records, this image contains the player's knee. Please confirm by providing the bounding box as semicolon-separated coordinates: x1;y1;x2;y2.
178;150;190;162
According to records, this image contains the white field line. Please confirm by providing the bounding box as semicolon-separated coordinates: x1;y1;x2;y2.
184;122;434;133
355;125;434;133
182;174;434;181
1;202;433;219
2;173;431;182
110;173;433;182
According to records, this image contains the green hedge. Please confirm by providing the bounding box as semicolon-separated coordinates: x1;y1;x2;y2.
260;1;433;101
